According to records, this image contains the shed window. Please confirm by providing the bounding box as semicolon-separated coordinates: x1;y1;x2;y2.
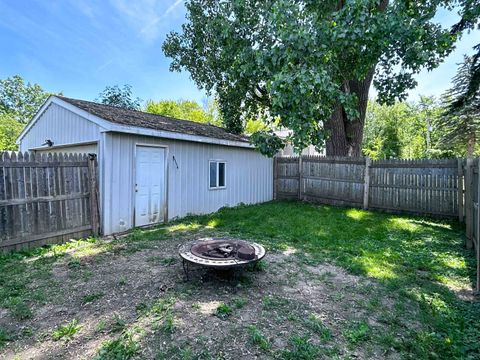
209;161;226;189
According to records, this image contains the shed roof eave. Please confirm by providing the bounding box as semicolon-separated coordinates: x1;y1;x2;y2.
101;126;254;149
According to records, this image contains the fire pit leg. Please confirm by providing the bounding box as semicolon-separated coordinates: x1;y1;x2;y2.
182;259;190;281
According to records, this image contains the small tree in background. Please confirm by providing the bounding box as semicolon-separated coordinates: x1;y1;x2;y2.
437;56;480;157
145;98;266;132
95;85;142;110
362;96;459;159
145;99;221;126
0;75;51;123
362;101;405;160
450;0;479;110
0;75;56;150
0;114;23;150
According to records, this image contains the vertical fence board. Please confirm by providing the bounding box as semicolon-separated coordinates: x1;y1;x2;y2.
458;159;464;222
0;155;5;242
363;158;371;209
24;153;32;235
465;158;474;248
3;153;13;239
31;153;39;237
87;154;100;237
476;158;480;291
298;156;303;200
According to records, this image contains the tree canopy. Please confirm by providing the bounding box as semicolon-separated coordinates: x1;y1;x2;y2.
0;75;52;123
95;85;142;110
145;99;222;126
0;75;54;150
436;55;480;156
362;97;458;160
163;0;478;156
0;114;24;151
145;98;267;133
450;0;480;109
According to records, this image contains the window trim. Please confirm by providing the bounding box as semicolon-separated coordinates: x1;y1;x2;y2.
208;160;227;190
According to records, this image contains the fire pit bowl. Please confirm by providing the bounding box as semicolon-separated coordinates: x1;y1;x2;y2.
179;238;266;279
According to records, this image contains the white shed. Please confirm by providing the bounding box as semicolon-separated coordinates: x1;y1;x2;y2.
16;96;273;235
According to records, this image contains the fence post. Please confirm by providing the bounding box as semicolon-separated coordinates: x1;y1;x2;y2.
273;156;278;200
87;154;100;237
363;157;371;210
465;158;474;249
298;156;303;201
477;158;480;292
458;158;464;223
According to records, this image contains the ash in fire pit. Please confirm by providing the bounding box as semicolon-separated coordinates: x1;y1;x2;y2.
191;240;256;260
179;238;266;279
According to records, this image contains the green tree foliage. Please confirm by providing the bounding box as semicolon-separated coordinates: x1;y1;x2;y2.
95;85;142;110
0;75;51;123
145;99;222;126
436;56;480;156
450;1;480;109
0;75;54;150
0;114;23;151
163;0;474;157
363;97;456;159
145;98;266;133
244;118;266;134
363;102;405;159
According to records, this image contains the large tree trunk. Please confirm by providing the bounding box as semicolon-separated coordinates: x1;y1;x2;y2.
325;69;375;157
325;0;388;157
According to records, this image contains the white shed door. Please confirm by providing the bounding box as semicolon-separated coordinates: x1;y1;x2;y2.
135;146;166;227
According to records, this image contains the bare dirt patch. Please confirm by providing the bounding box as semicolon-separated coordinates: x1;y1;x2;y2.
1;236;421;359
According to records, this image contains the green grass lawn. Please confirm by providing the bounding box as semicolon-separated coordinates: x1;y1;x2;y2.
202;202;479;357
0;201;478;359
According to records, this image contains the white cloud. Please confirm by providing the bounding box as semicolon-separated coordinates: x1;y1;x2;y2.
96;59;114;73
69;0;97;19
110;0;184;41
165;0;183;16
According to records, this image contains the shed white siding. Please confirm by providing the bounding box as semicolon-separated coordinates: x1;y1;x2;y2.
34;142;98;155
101;132;273;234
19;103;103;152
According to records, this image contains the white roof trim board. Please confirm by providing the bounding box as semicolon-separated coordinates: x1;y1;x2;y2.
17;96;253;149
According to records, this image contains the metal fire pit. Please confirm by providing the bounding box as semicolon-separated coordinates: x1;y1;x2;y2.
179;238;266;279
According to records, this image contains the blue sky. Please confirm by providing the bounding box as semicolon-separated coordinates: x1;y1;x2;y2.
0;0;478;105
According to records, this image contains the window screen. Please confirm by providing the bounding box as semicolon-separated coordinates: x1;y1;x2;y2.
209;161;226;189
209;161;217;188
218;162;225;187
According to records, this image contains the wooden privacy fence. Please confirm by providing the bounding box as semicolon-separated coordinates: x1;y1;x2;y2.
274;156;461;218
0;152;99;251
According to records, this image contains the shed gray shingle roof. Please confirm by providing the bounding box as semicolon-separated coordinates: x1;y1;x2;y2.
58;96;249;143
